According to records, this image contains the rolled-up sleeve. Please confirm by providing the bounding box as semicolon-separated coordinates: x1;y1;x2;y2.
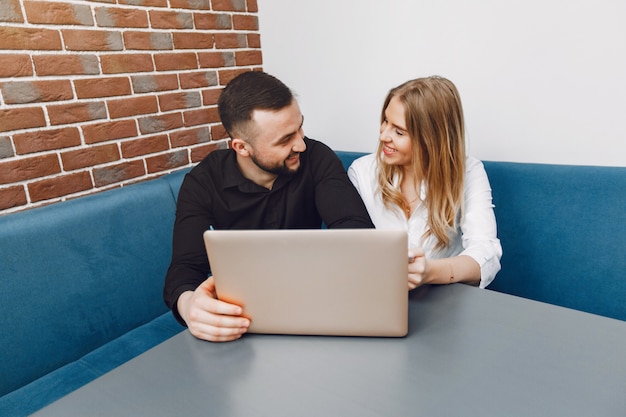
459;158;502;288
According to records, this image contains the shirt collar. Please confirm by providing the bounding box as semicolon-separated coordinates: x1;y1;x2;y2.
221;150;296;193
222;151;257;191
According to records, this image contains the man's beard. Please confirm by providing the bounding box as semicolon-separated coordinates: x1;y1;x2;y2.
249;152;301;176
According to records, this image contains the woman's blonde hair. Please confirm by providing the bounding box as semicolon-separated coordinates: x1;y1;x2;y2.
376;76;466;251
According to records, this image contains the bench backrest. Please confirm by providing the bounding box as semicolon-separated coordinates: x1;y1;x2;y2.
0;175;184;396
483;161;626;321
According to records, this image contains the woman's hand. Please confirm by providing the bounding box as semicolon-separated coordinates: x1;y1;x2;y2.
408;247;429;290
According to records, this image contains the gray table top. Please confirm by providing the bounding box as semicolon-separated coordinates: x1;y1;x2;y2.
33;284;626;417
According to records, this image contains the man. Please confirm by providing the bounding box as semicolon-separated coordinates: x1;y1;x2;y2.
163;71;374;342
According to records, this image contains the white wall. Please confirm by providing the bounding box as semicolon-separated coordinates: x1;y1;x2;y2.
257;0;626;166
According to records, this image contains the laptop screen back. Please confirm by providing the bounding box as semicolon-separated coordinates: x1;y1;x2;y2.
203;229;408;337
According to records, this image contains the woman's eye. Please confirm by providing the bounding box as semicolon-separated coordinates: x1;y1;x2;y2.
396;130;404;136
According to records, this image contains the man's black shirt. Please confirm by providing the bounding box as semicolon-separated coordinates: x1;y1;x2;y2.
163;138;374;324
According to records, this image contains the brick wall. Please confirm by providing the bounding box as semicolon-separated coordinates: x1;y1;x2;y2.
0;0;262;214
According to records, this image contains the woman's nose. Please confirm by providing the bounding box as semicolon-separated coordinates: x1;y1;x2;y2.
379;125;391;142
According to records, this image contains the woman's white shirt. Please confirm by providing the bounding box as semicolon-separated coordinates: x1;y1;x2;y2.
348;153;502;288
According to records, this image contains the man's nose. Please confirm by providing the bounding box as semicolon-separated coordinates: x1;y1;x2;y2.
293;129;306;152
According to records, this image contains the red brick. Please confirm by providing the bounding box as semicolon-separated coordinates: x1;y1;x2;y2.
191;140;229;163
0;0;24;23
217;68;250;86
93;160;145;187
82;119;138;144
118;0;167;6
0;154;61;184
212;0;246;12
183;107;219;127
149;10;193;29
95;7;149;28
159;91;201;112
0;107;46;133
194;13;231;30
0;54;32;77
74;77;132;99
131;73;179;93
138;113;183;134
107;95;158;119
169;0;210;9
247;0;258;13
1;80;73;104
198;51;234;68
154;52;198;71
48;102;107;125
29;171;93;203
146;149;188;173
170;126;210;147
210;124;229;141
0;185;27;211
202;88;222;106
172;32;214;49
24;1;93;26
61;143;120;171
62;29;123;51
235;50;262;66
233;14;258;31
123;31;173;50
33;54;100;76
247;33;261;48
180;71;218;89
0;26;62;50
101;53;154;74
120;134;169;158
214;33;247;49
14;127;81;154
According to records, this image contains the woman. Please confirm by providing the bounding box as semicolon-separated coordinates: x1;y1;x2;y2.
348;76;502;289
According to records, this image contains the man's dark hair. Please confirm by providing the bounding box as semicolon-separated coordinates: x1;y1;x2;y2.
217;71;294;138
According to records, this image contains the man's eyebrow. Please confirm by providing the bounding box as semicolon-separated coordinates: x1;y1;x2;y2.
276;115;304;143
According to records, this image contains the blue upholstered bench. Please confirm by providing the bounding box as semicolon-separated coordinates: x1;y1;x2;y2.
1;151;624;416
0;169;190;416
483;161;626;321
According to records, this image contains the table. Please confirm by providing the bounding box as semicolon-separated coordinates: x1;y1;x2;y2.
32;284;626;417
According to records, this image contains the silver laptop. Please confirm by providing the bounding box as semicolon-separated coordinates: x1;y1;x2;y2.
203;228;408;337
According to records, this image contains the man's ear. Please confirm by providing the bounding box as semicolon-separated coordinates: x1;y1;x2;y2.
231;138;250;157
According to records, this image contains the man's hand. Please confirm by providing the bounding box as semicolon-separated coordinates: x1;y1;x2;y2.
408;247;429;290
177;276;250;342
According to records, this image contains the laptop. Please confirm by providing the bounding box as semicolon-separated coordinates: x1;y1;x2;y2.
203;228;408;337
